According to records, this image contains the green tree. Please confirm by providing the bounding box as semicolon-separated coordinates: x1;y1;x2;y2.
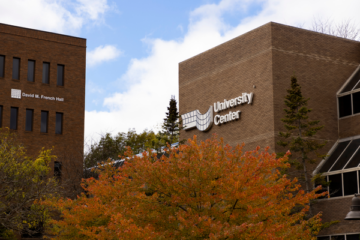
84;129;158;168
277;76;326;214
0;129;58;238
161;95;183;146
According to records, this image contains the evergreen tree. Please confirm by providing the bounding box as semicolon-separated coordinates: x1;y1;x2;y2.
277;76;326;214
161;95;183;146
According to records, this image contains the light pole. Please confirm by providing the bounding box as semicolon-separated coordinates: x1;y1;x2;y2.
345;194;360;220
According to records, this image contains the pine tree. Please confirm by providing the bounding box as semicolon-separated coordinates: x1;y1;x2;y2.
161;95;183;146
277;76;326;214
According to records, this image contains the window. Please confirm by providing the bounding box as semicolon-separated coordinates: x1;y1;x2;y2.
27;60;35;82
0;106;3;128
317;234;360;240
41;111;48;133
316;136;360;198
57;64;64;86
55;112;63;134
12;57;20;80
338;95;352;118
54;161;62;179
0;55;4;78
42;62;49;84
10;107;18;130
25;109;33;131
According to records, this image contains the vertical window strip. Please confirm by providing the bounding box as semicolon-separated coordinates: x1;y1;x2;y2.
0;55;4;78
12;58;20;80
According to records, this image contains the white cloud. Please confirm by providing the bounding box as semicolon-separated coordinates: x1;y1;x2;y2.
0;0;111;34
85;0;360;140
87;45;122;67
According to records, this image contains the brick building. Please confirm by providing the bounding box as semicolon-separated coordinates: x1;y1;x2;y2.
179;22;360;239
0;23;86;184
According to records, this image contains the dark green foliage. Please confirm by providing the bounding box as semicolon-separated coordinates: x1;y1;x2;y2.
277;76;326;198
161;95;183;146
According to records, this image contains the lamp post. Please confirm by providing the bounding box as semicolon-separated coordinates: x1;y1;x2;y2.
344;194;360;220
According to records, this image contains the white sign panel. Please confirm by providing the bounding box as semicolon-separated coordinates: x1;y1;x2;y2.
11;89;64;102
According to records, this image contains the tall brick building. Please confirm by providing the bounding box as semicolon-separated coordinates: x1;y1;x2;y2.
0;23;86;183
179;22;360;239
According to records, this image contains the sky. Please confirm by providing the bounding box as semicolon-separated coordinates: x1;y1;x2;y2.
1;0;360;142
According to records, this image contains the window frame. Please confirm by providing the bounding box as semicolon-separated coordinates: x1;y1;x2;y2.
40;110;49;133
57;64;64;86
27;60;35;82
0;55;5;78
12;57;20;80
25;109;34;132
10;107;18;130
42;62;50;84
55;112;63;134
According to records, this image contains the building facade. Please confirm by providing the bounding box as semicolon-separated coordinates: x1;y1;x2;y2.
179;22;360;239
0;23;86;183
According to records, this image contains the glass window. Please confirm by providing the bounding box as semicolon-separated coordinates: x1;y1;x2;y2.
331;139;360;171
10;107;18;130
331;236;345;240
353;92;360;114
55;112;63;134
0;106;3;128
54;161;61;178
41;111;48;133
0;55;4;78
12;58;20;80
329;174;342;197
27;60;35;82
42;62;49;84
338;95;352;118
317;237;330;240
347;233;360;240
57;65;64;86
343;171;358;196
25;109;33;131
319;141;350;172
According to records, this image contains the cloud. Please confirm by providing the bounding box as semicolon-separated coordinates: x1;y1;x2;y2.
87;45;122;67
0;0;111;34
82;0;359;140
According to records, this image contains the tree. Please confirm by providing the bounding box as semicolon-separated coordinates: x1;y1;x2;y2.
277;76;326;215
0;129;58;238
310;17;360;41
84;129;158;168
161;95;183;146
45;135;326;239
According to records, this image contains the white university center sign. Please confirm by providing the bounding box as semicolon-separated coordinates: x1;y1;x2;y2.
181;92;253;132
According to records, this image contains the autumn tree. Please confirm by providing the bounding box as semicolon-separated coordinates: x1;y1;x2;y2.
45;135;325;240
0;129;58;238
277;76;326;215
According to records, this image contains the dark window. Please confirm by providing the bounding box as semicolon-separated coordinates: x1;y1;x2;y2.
12;58;20;80
342;68;360;93
345;145;360;169
347;234;360;240
338;95;352;118
319;141;350;172
42;62;49;84
55;112;63;134
57;65;64;86
353;92;360;114
10;107;18;130
27;60;35;82
0;55;4;78
317;237;330;240
343;171;358;196
0;106;3;128
54;161;62;179
329;174;343;197
25;109;33;131
331;236;345;240
331;139;360;171
41;111;48;133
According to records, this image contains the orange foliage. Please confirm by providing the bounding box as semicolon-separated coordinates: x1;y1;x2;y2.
44;136;326;239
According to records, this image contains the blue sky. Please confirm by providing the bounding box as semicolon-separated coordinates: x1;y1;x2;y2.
1;0;360;141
